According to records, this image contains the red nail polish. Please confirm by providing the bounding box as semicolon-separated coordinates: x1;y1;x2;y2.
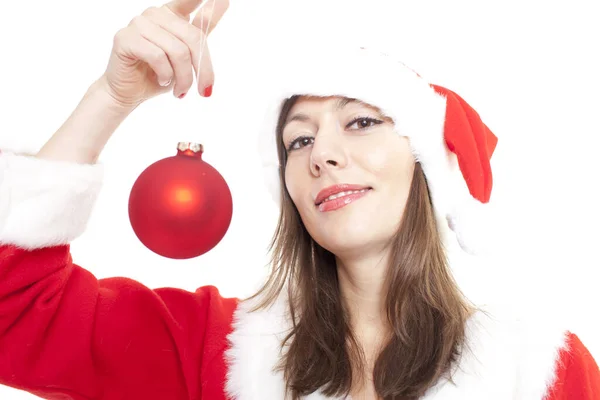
178;92;187;99
203;85;213;97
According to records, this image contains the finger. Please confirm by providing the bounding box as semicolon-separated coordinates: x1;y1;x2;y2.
144;7;214;96
190;1;222;94
165;0;206;18
143;7;207;92
191;0;229;35
195;40;214;95
131;15;193;98
115;28;174;88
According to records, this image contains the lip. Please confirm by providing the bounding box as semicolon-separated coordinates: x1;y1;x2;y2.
314;183;372;206
318;189;371;212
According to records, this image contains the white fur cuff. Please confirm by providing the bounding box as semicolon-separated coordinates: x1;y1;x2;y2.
0;151;104;249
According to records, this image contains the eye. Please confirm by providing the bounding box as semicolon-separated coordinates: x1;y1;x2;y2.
347;117;384;130
287;135;314;152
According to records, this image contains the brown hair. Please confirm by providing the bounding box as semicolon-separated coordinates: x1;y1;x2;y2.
247;95;476;399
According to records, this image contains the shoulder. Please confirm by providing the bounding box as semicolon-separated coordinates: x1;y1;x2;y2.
447;303;599;399
545;331;600;399
160;285;241;398
196;285;240;328
153;284;240;325
559;331;600;373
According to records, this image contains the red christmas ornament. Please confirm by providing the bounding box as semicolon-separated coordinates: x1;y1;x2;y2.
128;142;233;259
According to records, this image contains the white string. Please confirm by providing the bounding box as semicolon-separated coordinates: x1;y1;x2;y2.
195;0;216;84
177;1;216;144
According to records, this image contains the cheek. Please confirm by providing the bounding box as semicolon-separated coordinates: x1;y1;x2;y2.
364;146;390;174
360;137;415;215
284;160;305;205
362;137;415;182
284;167;295;198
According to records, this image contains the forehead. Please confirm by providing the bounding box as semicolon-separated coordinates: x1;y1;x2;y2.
287;96;379;115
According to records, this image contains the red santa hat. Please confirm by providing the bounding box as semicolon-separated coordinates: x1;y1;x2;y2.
257;46;498;256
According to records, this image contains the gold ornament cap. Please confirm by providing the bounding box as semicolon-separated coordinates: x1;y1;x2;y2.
177;142;204;153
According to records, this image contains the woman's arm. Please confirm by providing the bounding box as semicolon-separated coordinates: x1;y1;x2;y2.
35;78;134;165
0;0;233;396
0;152;237;399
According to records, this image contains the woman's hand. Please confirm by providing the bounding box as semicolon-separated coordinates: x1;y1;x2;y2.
35;0;228;164
99;0;228;109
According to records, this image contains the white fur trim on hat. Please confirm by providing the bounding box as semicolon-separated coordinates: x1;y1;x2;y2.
257;45;495;255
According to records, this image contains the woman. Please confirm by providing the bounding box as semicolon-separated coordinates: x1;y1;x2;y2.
0;0;598;399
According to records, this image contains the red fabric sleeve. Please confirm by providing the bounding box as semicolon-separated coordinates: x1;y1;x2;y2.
546;332;600;400
0;244;238;400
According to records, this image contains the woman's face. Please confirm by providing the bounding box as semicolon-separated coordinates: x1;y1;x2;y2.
282;96;416;256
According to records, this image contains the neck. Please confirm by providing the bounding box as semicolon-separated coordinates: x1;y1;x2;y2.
335;246;392;337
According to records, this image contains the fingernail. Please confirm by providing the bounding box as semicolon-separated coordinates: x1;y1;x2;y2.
203;85;213;97
178;92;187;99
160;78;172;87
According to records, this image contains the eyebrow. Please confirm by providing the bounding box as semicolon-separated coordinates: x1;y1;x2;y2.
283;98;382;130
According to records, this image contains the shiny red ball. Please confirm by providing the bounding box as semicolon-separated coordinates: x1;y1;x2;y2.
128;144;233;259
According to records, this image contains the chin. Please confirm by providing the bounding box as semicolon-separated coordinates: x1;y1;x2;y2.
311;217;384;256
301;199;401;256
318;236;370;257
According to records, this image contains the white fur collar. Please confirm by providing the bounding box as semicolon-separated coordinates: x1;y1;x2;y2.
224;290;567;400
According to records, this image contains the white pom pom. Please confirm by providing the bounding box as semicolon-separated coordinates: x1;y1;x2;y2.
447;196;499;256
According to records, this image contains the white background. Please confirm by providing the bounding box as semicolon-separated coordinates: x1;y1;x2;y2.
1;0;599;398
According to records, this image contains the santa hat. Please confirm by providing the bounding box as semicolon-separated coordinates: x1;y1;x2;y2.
257;46;498;256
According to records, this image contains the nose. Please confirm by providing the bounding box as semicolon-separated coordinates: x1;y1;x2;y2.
309;120;349;177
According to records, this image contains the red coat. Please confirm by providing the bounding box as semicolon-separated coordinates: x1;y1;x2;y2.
0;151;599;399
